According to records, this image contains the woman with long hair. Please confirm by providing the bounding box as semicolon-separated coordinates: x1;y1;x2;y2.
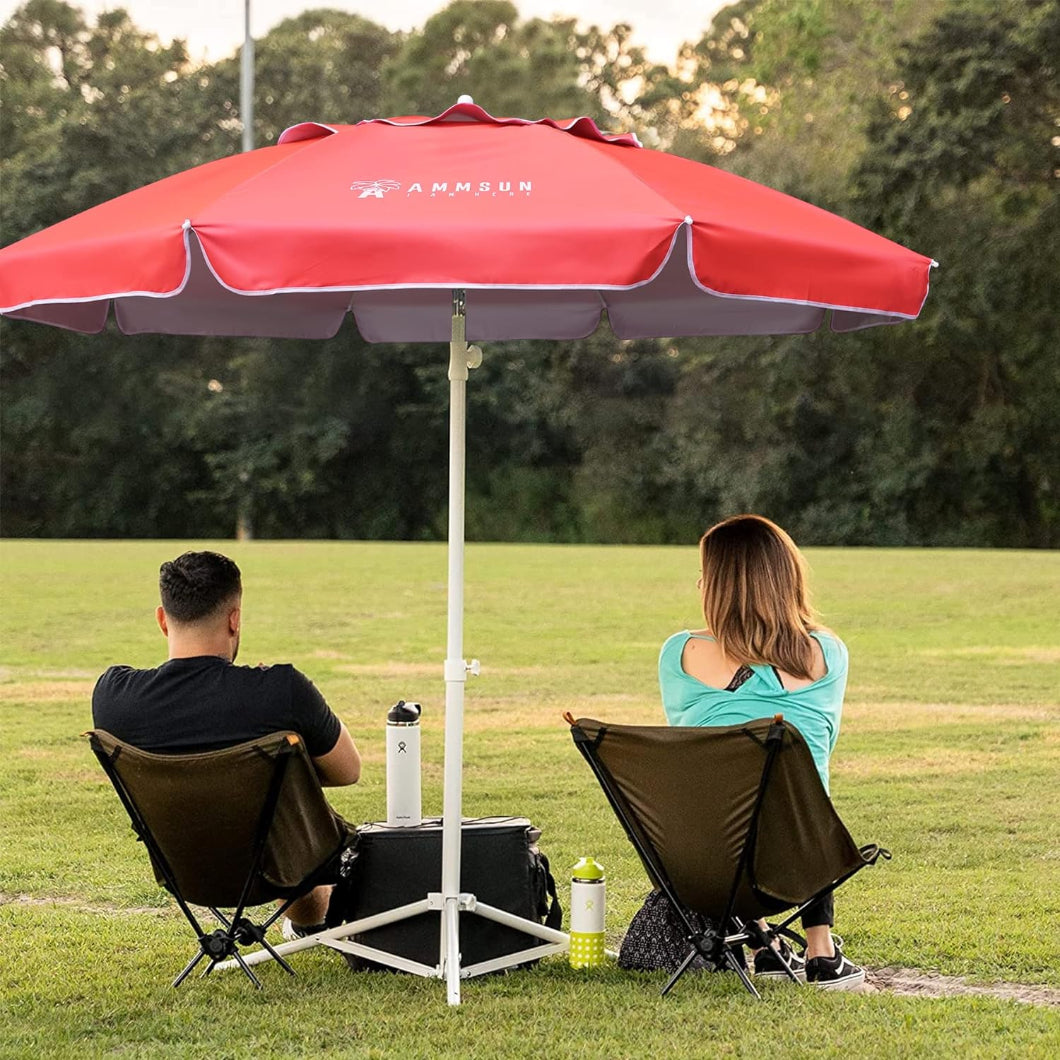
658;514;864;989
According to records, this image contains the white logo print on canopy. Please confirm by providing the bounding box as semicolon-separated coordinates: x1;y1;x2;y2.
350;179;402;198
350;179;533;199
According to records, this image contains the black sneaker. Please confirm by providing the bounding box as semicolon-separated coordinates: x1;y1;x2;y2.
753;938;807;980
805;945;865;990
281;917;326;941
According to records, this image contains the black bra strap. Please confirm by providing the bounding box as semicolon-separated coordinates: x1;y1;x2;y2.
724;665;754;692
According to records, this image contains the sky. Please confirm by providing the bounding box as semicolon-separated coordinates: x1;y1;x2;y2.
0;1;730;65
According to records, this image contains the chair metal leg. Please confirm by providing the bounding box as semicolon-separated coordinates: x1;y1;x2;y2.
173;949;207;988
178;921;276;990
256;936;296;976
660;945;701;997
747;919;802;984
776;948;802;984
723;947;761;999
232;950;263;989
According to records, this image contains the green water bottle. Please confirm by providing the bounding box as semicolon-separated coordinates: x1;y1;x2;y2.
569;857;606;968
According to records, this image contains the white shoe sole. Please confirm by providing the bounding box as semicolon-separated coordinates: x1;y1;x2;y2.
755;968;808;981
809;967;866;990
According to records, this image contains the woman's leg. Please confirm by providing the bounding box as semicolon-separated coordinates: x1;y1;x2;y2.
801;893;835;959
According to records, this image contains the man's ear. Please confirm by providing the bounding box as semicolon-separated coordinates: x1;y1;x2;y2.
156;606;169;637
229;606;241;636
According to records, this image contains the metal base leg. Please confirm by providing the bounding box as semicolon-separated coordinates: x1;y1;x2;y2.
445;898;461;1005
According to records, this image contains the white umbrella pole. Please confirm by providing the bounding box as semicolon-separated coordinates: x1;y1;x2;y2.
441;290;479;1005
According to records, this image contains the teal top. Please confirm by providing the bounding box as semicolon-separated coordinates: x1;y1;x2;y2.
658;630;848;793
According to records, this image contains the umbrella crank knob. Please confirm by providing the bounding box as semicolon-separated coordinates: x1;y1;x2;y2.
466;345;483;370
466;659;481;677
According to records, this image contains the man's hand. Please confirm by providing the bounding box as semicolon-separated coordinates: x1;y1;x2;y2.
312;722;361;786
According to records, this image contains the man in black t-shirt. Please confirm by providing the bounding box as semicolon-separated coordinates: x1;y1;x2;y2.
93;550;361;934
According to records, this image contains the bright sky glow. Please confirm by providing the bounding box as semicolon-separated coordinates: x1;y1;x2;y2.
0;1;728;65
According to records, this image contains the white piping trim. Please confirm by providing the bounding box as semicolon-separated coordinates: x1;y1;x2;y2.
914;261;938;317
1;222;931;322
0;223;196;314
681;223;926;320
277;121;340;145
187;222;689;298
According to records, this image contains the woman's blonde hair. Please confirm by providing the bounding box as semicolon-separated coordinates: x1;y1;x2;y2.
699;514;820;680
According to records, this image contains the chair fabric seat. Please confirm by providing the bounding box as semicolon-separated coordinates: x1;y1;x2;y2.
569;714;887;998
88;728;357;987
90;729;351;907
573;718;865;920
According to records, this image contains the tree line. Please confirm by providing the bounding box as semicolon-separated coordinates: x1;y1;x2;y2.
1;0;1056;546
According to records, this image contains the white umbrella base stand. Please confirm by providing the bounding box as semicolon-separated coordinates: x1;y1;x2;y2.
219;292;570;1003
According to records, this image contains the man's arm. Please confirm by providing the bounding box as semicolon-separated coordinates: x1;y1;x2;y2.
312;721;361;786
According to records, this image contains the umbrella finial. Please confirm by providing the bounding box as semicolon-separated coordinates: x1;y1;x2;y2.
457;95;474;105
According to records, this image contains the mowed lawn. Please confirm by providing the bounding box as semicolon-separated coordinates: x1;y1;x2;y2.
1;540;1058;1058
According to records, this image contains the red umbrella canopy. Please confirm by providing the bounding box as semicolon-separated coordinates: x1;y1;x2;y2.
0;101;935;342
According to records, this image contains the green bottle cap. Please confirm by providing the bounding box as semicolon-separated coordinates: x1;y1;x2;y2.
572;856;605;880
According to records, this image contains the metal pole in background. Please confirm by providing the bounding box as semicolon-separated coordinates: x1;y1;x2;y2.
240;0;254;152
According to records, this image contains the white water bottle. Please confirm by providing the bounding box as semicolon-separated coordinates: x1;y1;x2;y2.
570;856;606;967
386;700;422;827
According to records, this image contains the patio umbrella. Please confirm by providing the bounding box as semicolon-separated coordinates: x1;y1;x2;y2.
0;99;936;1002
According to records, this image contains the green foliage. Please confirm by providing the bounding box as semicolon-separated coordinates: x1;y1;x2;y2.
0;3;203;243
0;331;221;537
200;9;401;148
1;0;1057;546
855;0;1058;230
380;1;662;124
850;0;1060;547
650;0;1059;547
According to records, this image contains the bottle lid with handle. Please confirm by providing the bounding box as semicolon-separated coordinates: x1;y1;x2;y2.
387;700;421;725
572;856;605;880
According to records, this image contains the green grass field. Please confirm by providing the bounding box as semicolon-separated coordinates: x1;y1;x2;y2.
2;540;1058;1058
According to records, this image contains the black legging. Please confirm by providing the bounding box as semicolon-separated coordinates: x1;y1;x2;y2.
800;891;834;929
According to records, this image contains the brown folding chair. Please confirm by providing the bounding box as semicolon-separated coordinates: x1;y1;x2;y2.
567;713;889;998
87;729;356;988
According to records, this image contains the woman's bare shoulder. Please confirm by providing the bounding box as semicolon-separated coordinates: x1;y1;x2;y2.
680;632;736;689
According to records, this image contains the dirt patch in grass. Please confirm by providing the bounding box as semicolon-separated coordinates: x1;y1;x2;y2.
867;967;1060;1007
0;893;167;917
916;646;1060;664
838;747;1006;779
336;662;440;677
846;700;1059;727
455;697;649;730
0;680;95;703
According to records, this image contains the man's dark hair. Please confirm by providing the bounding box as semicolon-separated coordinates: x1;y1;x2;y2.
159;551;242;623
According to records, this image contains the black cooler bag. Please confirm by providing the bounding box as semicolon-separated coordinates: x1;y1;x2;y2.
326;816;561;970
